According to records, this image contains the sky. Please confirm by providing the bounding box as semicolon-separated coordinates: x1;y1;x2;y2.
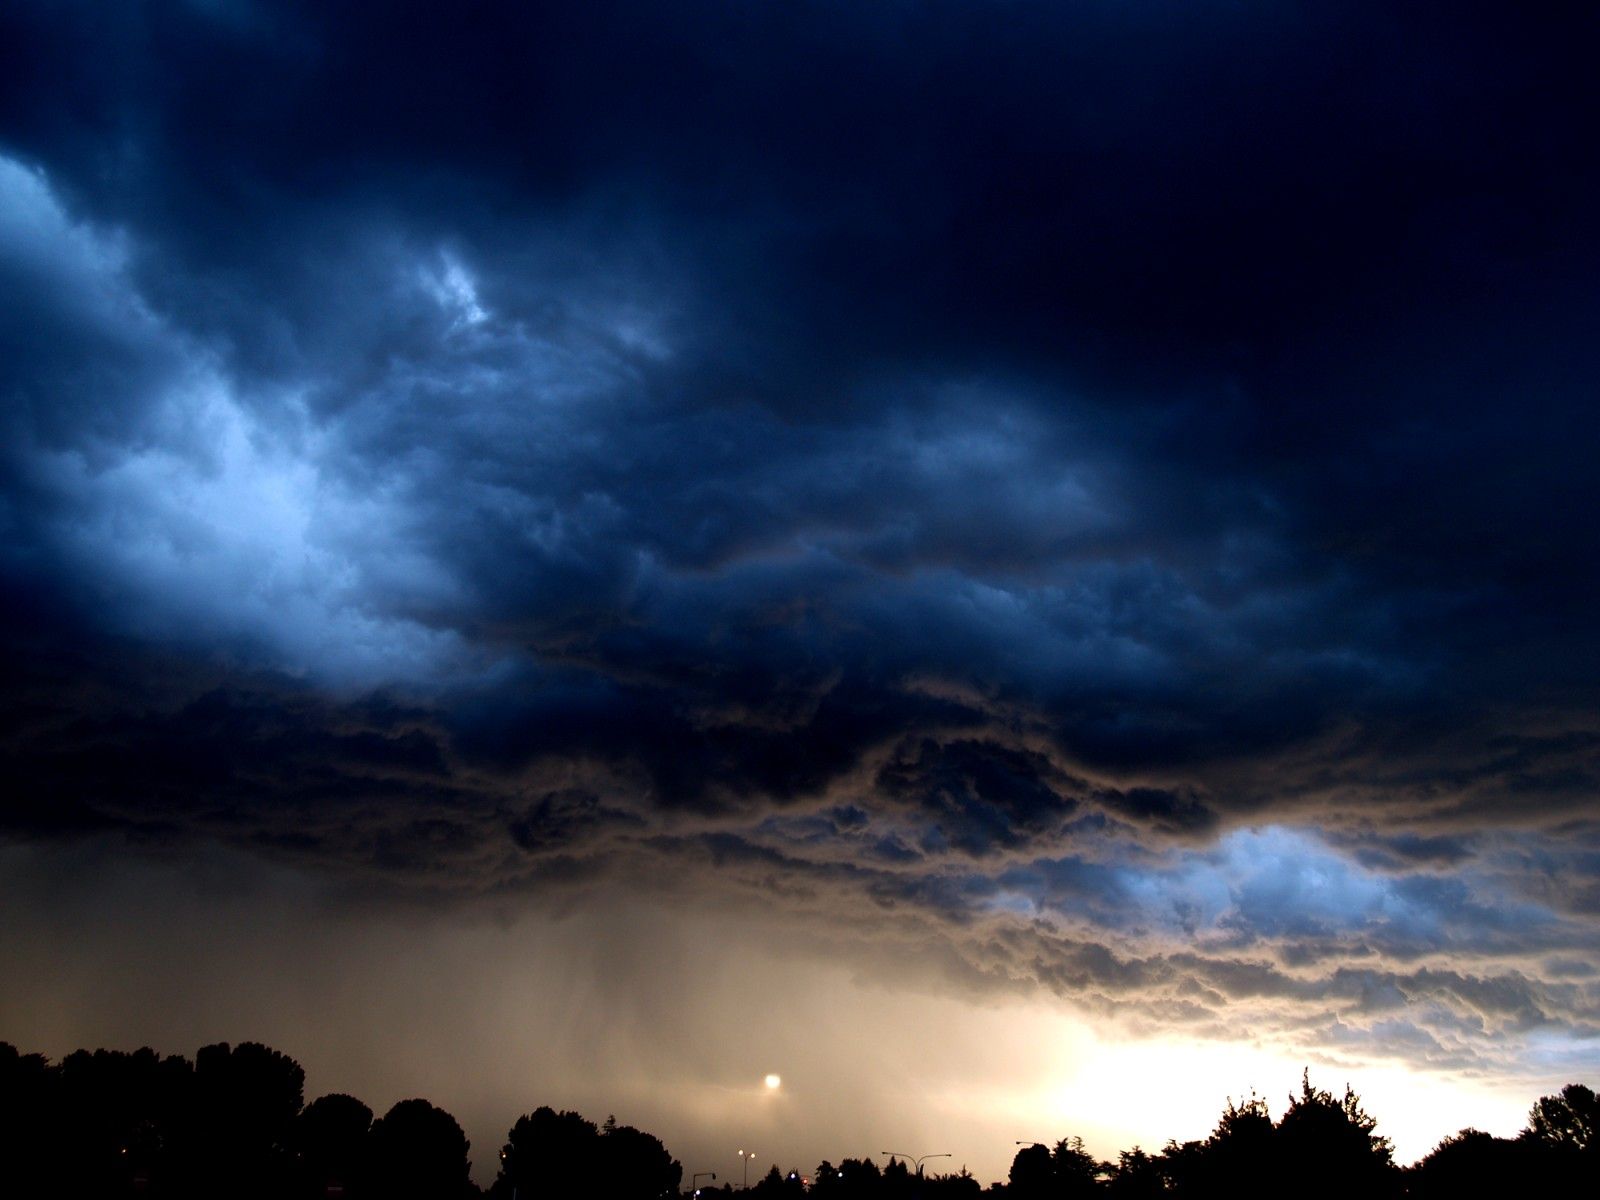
2;0;1599;1185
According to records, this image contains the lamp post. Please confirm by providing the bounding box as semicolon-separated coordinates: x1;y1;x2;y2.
694;1171;718;1197
737;1149;756;1190
880;1151;952;1178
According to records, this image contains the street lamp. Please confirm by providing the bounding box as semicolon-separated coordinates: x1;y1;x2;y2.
694;1171;717;1197
880;1151;952;1177
500;1147;519;1200
737;1149;756;1190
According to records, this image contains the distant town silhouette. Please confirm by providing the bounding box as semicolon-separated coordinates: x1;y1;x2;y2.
2;1040;1594;1198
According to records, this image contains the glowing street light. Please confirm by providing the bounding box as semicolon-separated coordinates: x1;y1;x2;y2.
499;1147;519;1200
881;1151;952;1178
763;1074;781;1090
737;1149;757;1190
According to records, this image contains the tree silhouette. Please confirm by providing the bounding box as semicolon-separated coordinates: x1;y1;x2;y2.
1189;1093;1277;1200
5;1037;1598;1200
493;1106;598;1199
1409;1129;1531;1200
179;1041;305;1198
1007;1143;1052;1198
52;1047;167;1195
922;1166;983;1198
1004;1138;1102;1199
1525;1083;1599;1152
1049;1137;1102;1198
1274;1072;1396;1200
293;1092;373;1198
368;1098;473;1200
812;1160;843;1194
192;1041;304;1135
882;1155;913;1199
600;1113;682;1198
1517;1084;1600;1192
1151;1137;1203;1199
1104;1147;1162;1200
0;1043;53;1198
834;1155;883;1200
750;1163;805;1198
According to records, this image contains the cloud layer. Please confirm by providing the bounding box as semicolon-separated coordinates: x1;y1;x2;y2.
2;0;1598;1120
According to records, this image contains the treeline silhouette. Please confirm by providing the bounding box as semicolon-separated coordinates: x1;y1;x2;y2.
2;1041;1595;1199
0;1040;677;1200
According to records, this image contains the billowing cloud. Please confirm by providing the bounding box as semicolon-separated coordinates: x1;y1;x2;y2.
2;0;1599;1178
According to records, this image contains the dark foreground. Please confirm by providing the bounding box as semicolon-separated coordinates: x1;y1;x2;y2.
2;1040;1595;1199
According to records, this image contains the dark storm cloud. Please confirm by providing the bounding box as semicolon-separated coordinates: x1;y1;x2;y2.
3;0;1600;1072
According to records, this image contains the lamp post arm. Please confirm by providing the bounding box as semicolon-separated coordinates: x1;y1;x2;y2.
880;1150;952;1178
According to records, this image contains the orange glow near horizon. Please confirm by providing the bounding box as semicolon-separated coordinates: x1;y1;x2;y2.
0;845;1564;1186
